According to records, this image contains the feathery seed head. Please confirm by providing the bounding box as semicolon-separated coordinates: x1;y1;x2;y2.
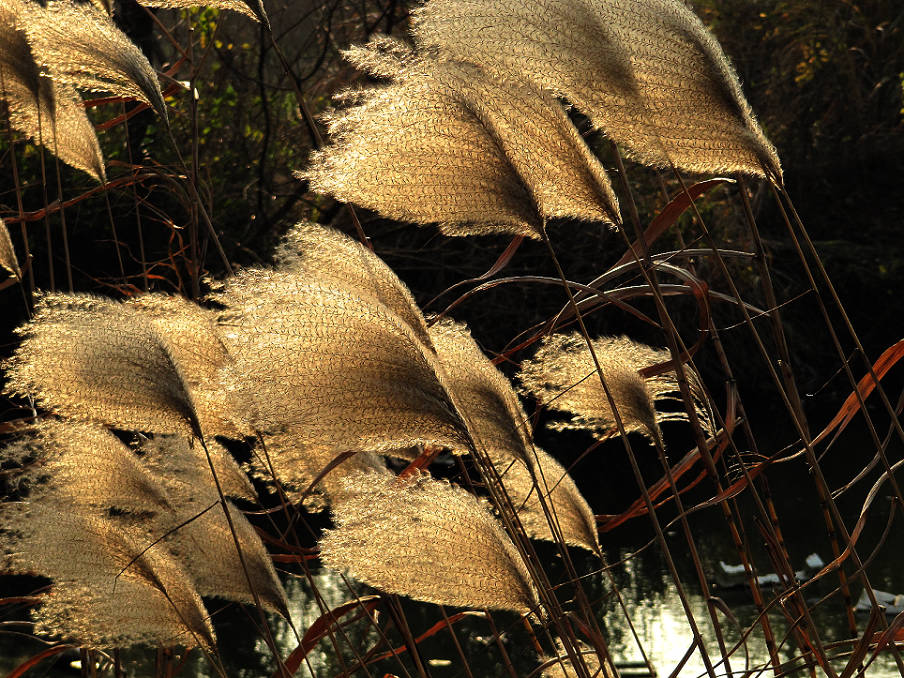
214;272;471;458
320;471;542;615
275;222;433;348
22;1;168;123
518;334;667;443
302;40;619;237
1;504;214;650
413;0;780;177
3;293;202;437
0;0;105;180
0;217;21;279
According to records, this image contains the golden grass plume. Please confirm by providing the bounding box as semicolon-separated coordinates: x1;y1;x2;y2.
245;431;392;511
0;0;105;180
541;640;612;678
1;503;214;650
320;471;540;615
126;294;252;438
21;1;167;121
495;448;599;554
135;0;262;23
412;0;780;177
3;293;203;436
275;222;433;348
139;435;257;502
302;37;619;238
518;333;665;443
213;271;471;457
428;317;533;461
135;436;289;617
429;319;599;551
10;420;170;514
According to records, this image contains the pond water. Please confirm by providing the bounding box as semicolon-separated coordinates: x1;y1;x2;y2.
1;420;902;677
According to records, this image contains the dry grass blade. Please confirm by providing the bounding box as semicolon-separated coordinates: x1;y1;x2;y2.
127;294;252;438
0;0;105;181
21;1;167;121
412;0;780;177
3;293;201;436
134;437;288;616
303;40;619;238
10;420;170;514
0;504;214;650
518;333;666;443
495;448;599;553
135;0;260;22
320;471;540;615
214;271;471;460
275;222;433;348
0;216;21;279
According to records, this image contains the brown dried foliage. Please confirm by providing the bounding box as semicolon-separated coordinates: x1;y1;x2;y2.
412;0;780;177
320;472;540;615
303;38;619;238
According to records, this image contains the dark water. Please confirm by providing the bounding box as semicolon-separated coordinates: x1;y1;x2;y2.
2;421;903;677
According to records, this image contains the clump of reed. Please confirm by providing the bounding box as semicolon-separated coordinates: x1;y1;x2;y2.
10;0;885;676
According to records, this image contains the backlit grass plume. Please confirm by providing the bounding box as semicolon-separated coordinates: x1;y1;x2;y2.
0;217;20;279
140;435;257;503
429;319;599;551
303;38;619;238
10;420;170;514
214;270;472;459
428;318;533;461
0;503;215;650
245;430;392;510
541;640;610;678
495;448;599;553
21;1;168;121
275;222;433;348
134;436;289;617
126;294;252;438
320;471;541;615
518;333;667;443
412;0;780;177
0;0;105;180
3;293;202;437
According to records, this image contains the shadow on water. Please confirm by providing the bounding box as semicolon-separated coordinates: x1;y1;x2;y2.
1;415;902;677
